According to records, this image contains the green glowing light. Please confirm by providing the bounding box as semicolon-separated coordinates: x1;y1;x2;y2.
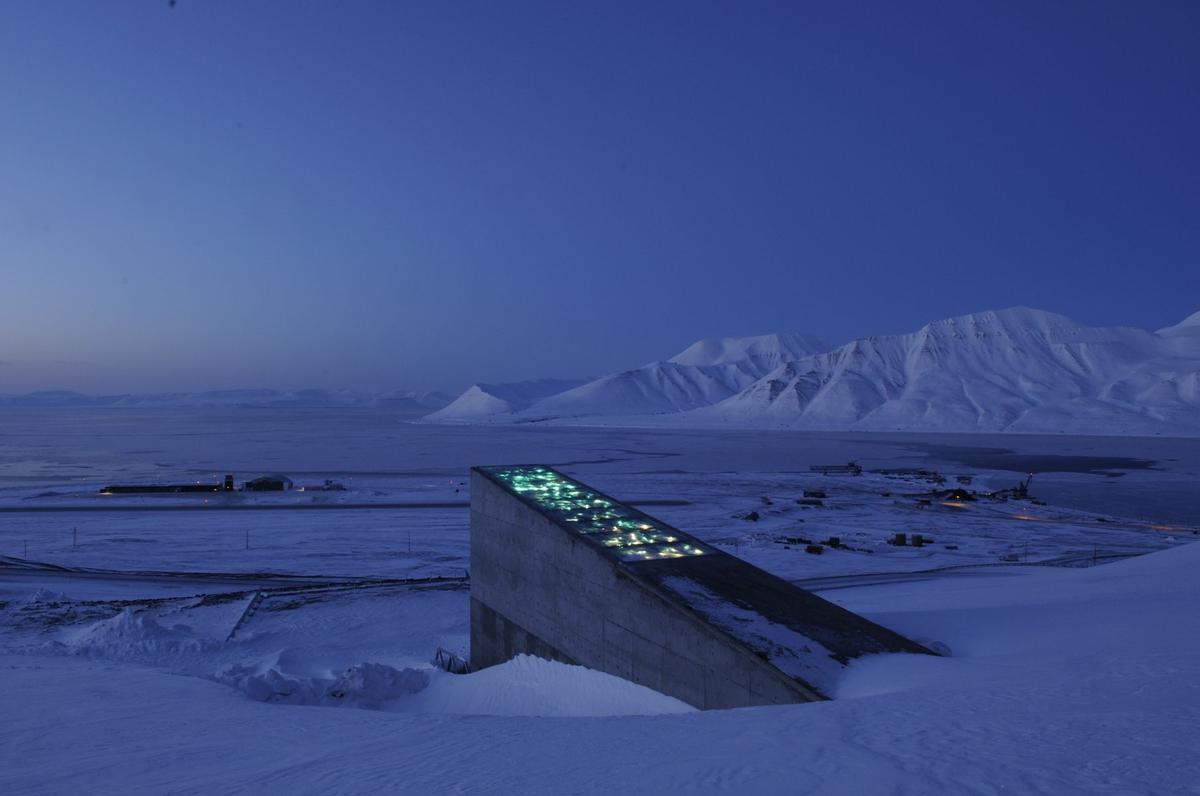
482;465;711;562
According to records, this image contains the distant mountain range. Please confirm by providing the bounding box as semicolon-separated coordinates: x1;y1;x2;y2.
426;378;593;421
0;389;452;412
9;308;1197;435
426;334;826;422
424;308;1200;436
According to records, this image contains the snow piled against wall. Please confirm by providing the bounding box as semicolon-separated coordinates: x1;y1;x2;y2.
215;653;691;717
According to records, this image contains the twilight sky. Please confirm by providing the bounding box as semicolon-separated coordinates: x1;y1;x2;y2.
1;1;1198;394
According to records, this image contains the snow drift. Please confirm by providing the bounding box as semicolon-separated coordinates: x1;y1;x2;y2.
216;653;691;717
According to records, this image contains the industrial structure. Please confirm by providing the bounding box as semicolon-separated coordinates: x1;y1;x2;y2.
100;473;290;494
243;475;293;492
470;465;934;710
100;474;235;495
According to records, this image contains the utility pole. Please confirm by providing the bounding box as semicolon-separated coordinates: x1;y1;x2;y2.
73;527;77;548
245;529;250;550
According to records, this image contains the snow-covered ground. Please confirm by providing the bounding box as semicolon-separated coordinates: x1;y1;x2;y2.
3;537;1199;792
1;408;1198;792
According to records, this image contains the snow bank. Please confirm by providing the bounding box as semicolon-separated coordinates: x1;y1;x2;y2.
831;540;1200;700
216;657;429;709
3;588;72;609
216;653;693;717
409;654;694;717
66;609;219;659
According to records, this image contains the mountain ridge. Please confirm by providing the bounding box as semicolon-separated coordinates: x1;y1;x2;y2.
515;333;831;420
423;378;591;422
425;308;1200;435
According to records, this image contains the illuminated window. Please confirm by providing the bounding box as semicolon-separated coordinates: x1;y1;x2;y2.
481;465;710;562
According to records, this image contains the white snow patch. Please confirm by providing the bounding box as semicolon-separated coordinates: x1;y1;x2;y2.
669;332;830;369
66;608;219;659
409;654;695;717
215;653;692;717
4;588;72;608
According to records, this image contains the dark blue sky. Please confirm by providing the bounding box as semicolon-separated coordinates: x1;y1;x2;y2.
2;1;1197;393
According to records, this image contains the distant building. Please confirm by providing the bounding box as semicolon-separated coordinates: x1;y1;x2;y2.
99;474;234;495
243;475;293;492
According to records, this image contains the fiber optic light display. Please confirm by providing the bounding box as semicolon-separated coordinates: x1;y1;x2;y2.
481;465;710;562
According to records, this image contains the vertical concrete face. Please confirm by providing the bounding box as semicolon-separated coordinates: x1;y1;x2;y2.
470;466;932;710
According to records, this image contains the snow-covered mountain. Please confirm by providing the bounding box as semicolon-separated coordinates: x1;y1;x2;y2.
424;334;831;423
423;378;590;422
668;333;831;370
1159;310;1200;341
521;334;831;419
423;308;1200;435
702;308;1200;434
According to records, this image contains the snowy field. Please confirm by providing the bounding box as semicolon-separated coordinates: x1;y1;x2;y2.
1;407;1199;793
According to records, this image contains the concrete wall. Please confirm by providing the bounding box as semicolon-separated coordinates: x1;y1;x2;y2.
469;470;821;709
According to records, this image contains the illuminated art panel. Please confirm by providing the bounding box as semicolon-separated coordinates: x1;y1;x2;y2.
480;465;709;562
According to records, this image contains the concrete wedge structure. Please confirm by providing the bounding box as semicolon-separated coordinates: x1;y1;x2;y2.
470;465;934;709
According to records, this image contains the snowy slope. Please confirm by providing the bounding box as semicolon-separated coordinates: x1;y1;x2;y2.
700;307;1200;434
520;362;762;418
423;334;829;422
514;334;831;419
668;333;830;370
4;540;1200;793
423;378;589;422
1159;309;1200;339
